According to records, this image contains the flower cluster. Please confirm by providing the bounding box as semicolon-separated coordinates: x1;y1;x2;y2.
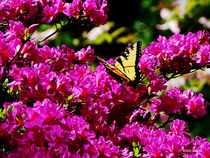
0;0;108;26
140;30;210;80
64;0;108;25
0;1;209;157
150;87;207;118
120;120;210;157
1;99;209;157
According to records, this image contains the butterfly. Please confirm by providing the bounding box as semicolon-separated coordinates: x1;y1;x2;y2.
97;41;143;87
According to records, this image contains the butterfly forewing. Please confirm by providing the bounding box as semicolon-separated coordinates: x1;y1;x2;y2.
97;41;142;87
115;41;142;82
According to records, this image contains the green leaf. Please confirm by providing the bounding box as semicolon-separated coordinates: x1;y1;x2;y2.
132;142;138;147
133;147;139;157
7;87;13;94
0;108;7;119
7;106;14;111
24;28;30;40
67;95;73;101
132;142;141;157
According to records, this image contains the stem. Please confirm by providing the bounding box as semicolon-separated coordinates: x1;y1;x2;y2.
37;27;61;44
38;20;69;44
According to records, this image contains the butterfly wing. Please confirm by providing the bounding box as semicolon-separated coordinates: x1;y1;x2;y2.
97;41;142;86
115;41;142;83
97;56;132;83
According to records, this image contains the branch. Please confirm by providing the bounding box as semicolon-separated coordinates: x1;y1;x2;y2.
38;21;69;44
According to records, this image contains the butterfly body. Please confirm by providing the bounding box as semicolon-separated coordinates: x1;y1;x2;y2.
97;41;143;87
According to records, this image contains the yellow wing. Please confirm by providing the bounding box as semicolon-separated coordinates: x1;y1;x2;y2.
115;41;142;82
97;41;142;86
97;56;132;83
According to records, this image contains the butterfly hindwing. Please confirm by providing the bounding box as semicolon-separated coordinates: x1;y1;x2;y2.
97;56;132;83
97;41;142;86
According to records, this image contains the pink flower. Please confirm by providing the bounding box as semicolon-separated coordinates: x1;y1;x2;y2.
42;5;56;23
83;0;108;25
188;136;210;157
185;93;208;118
63;0;83;17
75;46;96;63
139;54;156;75
148;72;167;93
194;44;210;66
89;136;121;157
5;21;26;41
170;119;187;135
150;87;184;114
24;99;65;128
0;35;19;66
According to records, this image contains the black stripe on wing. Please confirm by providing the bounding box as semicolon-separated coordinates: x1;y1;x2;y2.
134;41;142;83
